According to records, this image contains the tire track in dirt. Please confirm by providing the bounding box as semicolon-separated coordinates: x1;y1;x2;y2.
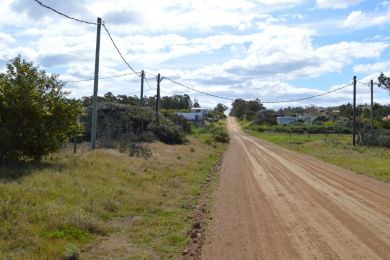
202;117;390;260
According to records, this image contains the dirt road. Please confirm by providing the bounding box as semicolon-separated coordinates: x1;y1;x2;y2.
202;117;390;260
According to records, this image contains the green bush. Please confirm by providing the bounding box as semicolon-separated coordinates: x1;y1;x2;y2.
165;113;192;133
0;56;83;162
148;119;187;144
213;130;230;143
204;123;230;143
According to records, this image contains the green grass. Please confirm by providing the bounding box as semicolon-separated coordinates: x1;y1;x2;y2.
243;128;390;182
0;131;227;258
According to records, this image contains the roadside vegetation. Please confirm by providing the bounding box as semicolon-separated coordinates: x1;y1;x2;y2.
229;95;390;181
238;115;390;182
0;56;230;258
0;134;227;258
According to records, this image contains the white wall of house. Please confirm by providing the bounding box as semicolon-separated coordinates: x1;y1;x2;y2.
177;112;205;121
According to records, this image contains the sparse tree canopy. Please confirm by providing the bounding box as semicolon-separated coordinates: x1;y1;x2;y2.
214;103;228;114
378;73;390;91
0;56;83;162
193;98;200;108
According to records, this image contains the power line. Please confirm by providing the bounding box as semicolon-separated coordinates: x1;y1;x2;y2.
357;80;370;85
30;0;358;105
163;76;234;101
261;83;352;104
144;77;155;90
102;23;140;77
163;76;353;104
33;0;96;25
63;72;136;84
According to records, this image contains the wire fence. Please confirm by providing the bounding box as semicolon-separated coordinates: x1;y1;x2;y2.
358;129;390;147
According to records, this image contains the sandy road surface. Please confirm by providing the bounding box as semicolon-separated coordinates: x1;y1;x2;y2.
202;117;390;260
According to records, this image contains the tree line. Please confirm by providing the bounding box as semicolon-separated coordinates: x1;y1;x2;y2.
2;56;390;161
0;56;228;162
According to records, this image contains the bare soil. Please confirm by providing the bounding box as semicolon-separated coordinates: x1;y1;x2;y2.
202;117;390;260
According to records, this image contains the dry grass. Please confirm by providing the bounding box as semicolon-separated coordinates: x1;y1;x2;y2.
244;130;390;182
0;135;227;258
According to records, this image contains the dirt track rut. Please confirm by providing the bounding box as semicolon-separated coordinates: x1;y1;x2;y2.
202;117;390;260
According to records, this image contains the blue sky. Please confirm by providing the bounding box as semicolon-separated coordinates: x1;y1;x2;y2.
1;0;390;109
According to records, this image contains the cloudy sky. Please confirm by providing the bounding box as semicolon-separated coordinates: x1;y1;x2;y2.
1;0;390;109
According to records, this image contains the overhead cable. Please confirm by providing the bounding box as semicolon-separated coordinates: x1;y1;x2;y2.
261;83;352;104
63;72;136;84
102;23;140;76
33;0;96;25
163;77;234;101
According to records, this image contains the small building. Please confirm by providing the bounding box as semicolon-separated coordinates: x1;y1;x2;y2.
176;108;208;126
383;114;390;121
277;116;298;125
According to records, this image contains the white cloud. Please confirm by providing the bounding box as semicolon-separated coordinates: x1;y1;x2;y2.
188;26;389;82
2;0;390;109
341;9;390;29
354;61;390;74
316;0;362;9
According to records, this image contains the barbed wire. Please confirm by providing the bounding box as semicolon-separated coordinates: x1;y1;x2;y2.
33;0;96;25
102;23;140;77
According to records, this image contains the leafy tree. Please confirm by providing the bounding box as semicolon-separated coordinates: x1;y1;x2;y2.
214;103;228;114
160;94;192;110
0;56;83;161
339;103;353;118
230;98;264;119
230;99;247;118
378;73;390;91
193;98;200;108
247;99;264;113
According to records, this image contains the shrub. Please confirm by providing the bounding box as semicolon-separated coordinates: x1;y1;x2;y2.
148;119;187;144
213;130;230;143
165;113;192;133
0;56;83;162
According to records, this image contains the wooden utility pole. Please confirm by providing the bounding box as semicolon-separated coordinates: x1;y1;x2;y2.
140;70;144;104
156;73;161;122
370;79;374;130
91;17;102;149
353;76;357;146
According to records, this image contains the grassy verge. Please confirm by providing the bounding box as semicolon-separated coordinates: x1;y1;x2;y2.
241;121;390;182
0;130;228;258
